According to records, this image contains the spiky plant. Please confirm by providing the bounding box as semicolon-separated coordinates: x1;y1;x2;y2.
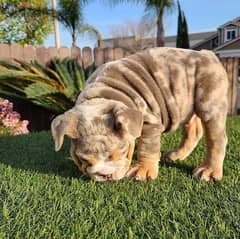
0;58;95;113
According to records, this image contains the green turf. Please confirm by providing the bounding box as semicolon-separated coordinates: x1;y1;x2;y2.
0;117;240;239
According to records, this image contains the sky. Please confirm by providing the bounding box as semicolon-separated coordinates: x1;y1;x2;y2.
44;0;240;48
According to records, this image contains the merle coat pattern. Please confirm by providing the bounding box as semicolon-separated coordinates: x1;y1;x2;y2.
51;48;228;182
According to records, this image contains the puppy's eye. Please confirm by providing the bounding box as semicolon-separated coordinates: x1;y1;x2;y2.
80;156;98;167
78;157;88;164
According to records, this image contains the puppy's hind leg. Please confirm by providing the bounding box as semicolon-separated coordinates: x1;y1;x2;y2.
192;64;228;181
192;112;227;181
166;114;203;161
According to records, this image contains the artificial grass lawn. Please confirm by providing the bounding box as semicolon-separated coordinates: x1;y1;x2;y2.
0;117;240;239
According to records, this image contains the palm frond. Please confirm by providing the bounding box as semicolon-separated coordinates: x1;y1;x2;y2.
144;0;175;15
0;58;88;113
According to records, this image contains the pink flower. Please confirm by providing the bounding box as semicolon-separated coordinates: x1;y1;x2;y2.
0;97;29;136
0;99;13;119
2;112;20;127
13;120;29;135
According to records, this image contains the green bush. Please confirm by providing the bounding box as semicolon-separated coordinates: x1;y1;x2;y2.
0;58;96;113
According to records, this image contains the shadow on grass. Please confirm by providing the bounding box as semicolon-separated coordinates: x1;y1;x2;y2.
0;132;89;181
0;131;197;181
160;153;194;176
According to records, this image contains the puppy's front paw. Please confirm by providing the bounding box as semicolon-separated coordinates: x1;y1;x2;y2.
126;163;159;181
193;163;223;181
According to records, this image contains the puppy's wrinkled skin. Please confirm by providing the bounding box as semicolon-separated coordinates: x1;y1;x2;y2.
51;47;228;182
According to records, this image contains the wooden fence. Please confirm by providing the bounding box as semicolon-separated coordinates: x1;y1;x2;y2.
221;57;239;115
0;44;239;131
0;44;127;69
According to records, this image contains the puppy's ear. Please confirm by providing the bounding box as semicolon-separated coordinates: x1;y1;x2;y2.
114;108;143;139
51;112;79;151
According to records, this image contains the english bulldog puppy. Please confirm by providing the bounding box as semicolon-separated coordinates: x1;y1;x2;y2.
51;47;228;182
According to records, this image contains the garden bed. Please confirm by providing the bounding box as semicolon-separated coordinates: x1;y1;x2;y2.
0;117;239;238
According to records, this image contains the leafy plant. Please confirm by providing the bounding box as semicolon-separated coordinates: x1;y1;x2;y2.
0;58;95;113
0;97;29;136
5;0;103;47
0;0;52;45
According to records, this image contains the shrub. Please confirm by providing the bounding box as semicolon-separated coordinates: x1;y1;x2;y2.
0;58;96;113
0;98;29;136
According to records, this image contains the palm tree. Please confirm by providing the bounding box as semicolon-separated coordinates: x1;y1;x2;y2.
79;24;103;47
52;0;60;48
144;0;175;47
57;0;102;47
111;0;175;47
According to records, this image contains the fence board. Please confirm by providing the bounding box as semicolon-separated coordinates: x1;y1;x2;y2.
23;45;36;62
58;46;70;59
71;46;82;65
0;44;10;61
36;47;50;65
82;47;93;69
221;58;226;69
114;48;125;60
104;48;114;63
231;58;238;115
226;58;233;115
48;47;58;60
221;57;239;115
94;47;104;66
10;44;24;61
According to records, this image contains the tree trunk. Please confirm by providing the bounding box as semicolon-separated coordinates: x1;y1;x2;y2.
156;10;165;47
97;39;103;48
52;0;60;48
72;33;76;47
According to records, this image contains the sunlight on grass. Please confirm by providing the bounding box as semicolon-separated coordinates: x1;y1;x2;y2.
0;117;240;238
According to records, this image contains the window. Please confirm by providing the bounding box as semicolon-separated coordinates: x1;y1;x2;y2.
225;29;237;42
